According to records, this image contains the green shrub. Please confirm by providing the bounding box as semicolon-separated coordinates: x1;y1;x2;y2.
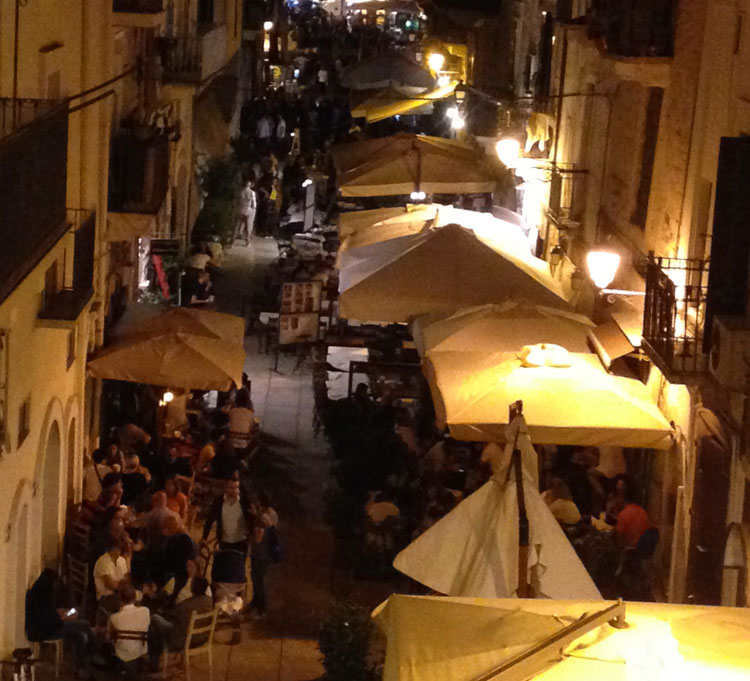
318;603;381;681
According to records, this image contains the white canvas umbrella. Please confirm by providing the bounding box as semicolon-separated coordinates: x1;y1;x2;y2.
393;415;601;601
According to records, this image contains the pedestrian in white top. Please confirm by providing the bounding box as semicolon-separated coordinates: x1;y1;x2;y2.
109;585;150;664
235;179;257;245
256;114;273;143
93;541;129;612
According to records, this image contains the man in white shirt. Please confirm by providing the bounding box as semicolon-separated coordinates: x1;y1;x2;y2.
234;180;257;245
82;449;112;502
202;478;252;553
109;585;150;665
93;542;129;612
256;114;273;145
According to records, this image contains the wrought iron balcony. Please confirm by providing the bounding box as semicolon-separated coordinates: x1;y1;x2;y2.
39;210;96;323
642;255;709;383
159;24;229;84
0;98;69;304
109;132;170;215
588;0;676;58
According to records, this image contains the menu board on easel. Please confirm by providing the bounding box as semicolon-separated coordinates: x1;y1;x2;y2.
279;281;322;345
280;281;322;314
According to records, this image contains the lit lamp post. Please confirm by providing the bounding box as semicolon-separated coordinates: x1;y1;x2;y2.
586;248;621;290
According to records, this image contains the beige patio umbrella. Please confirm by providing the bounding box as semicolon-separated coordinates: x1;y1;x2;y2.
423;350;673;448
350;80;457;123
412;303;595;356
338;223;568;322
373;595;750;681
332;133;499;197
88;332;245;391
338;206;416;238
112;304;245;345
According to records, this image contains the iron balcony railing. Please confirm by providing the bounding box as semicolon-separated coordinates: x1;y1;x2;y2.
642;255;710;382
39;210;96;322
0;99;69;304
588;0;676;58
112;0;164;13
109;133;170;214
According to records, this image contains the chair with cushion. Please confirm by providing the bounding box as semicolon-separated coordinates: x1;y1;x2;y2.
162;608;219;681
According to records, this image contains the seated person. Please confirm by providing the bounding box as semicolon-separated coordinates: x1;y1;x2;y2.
26;569;97;680
162;515;197;589
94;541;129;613
109;585;150;666
171;559;212;604
153;577;213;655
158;476;188;520
142;492;180;553
121;454;151;507
187;271;215;307
616;487;654;548
542;478;582;525
209;440;240;480
225;389;256;450
197;431;225;474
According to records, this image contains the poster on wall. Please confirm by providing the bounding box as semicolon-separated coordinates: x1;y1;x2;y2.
279;312;320;345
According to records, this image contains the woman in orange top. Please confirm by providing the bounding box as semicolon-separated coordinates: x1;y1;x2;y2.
155;476;188;520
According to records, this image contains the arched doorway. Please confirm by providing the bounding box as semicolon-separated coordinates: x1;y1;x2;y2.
67;419;76;510
41;422;62;567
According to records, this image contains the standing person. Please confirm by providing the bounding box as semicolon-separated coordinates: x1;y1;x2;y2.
256;112;274;151
225;388;256;451
82;448;113;502
26;569;98;680
248;522;271;619
615;486;654;548
201;478;255;553
235;178;257;246
275;113;287;153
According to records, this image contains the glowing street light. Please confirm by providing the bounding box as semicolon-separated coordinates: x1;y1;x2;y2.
437;75;451;88
495;138;521;167
162;390;175;403
427;52;445;73
586;249;621;289
445;106;459;120
451;115;466;130
410;190;426;201
263;20;274;30
302;178;313;188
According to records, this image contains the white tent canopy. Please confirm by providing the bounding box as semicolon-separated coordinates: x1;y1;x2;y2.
373;595;750;681
339;223;568;323
412;302;595;356
393;422;601;601
424;351;673;448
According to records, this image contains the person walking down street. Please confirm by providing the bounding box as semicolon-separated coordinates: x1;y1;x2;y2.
256;112;274;151
235;177;257;246
202;478;255;553
275;114;287;155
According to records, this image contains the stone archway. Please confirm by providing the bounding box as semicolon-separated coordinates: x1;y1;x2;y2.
41;421;62;567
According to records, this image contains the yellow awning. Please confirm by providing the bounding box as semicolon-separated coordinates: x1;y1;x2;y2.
351;80;457;123
374;596;750;681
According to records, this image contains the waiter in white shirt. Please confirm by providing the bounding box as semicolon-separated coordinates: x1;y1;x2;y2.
201;478;254;554
235;178;257;245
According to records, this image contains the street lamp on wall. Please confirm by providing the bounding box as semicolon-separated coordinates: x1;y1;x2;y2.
586;248;621;289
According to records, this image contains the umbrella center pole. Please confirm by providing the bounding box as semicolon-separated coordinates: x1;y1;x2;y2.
514;446;530;598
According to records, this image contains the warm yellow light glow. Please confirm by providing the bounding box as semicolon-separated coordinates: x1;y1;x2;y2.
437;75;450;87
263;20;274;30
163;390;174;403
427;53;445;72
445;106;459;120
495;138;521;167
451;116;465;130
263;36;271;52
586;249;621;289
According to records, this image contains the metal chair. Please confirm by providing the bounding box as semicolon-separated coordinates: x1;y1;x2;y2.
162;608;219;681
30;640;63;679
66;556;90;614
110;629;149;677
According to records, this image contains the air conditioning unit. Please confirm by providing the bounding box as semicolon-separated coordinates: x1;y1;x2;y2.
709;316;750;391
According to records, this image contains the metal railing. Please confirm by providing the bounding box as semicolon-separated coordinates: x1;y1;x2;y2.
588;0;676;58
112;0;164;12
39;210;96;322
642;255;710;381
0;100;69;304
109;133;170;214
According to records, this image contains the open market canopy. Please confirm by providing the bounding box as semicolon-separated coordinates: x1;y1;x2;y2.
338;223;568;322
340;52;435;91
373;595;750;681
350;80;457;123
423;350;673;448
332;133;499;196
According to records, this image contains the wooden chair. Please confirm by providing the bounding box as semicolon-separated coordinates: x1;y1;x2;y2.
66;556;90;614
176;472;196;498
30;640;63;679
67;522;91;561
197;539;217;578
162;608;219;681
110;629;149;677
